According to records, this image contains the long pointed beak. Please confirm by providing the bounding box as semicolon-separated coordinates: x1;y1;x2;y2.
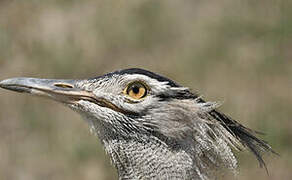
0;77;138;115
0;77;92;104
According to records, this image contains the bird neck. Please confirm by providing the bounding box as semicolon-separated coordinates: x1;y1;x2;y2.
81;112;203;179
102;134;198;179
81;111;237;179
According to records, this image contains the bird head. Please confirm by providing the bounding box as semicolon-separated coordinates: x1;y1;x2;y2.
0;68;202;140
0;68;274;179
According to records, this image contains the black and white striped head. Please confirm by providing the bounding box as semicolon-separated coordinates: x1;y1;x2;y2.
0;68;199;136
74;68;196;113
71;68;203;138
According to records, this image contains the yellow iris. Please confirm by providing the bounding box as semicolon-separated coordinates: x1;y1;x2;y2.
124;82;147;99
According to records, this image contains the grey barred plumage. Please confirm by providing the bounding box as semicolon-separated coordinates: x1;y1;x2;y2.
0;68;274;179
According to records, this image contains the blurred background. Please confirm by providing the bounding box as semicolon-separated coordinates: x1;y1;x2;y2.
0;0;291;180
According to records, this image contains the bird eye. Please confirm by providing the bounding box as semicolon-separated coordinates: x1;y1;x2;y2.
124;82;147;99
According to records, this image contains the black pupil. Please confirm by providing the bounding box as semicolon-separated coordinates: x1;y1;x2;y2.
132;86;140;94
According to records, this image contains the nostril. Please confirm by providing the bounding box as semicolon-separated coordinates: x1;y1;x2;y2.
54;83;73;89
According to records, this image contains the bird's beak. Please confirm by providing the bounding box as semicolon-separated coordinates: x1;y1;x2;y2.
0;77;136;115
0;77;94;104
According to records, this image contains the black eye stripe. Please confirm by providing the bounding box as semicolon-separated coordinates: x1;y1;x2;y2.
157;90;198;100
